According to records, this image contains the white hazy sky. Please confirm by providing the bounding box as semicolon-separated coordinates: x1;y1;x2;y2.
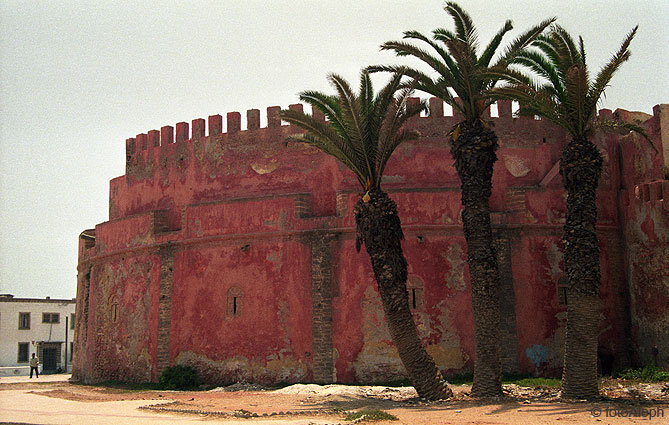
1;1;667;299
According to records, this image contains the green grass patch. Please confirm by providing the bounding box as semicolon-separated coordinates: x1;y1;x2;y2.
507;377;561;388
444;373;560;388
616;365;669;382
446;373;473;385
345;409;398;421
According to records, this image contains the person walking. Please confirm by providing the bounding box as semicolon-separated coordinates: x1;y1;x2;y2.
29;353;39;378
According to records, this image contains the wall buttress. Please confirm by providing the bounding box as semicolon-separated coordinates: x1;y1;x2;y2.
494;231;520;373
308;231;337;383
156;244;175;379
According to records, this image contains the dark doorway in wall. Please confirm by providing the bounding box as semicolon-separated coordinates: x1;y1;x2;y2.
39;343;61;372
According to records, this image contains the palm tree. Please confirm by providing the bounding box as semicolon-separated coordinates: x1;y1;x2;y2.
369;2;554;397
280;70;453;400
493;24;652;399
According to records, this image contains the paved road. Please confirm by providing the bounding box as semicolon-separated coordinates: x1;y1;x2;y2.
0;375;340;425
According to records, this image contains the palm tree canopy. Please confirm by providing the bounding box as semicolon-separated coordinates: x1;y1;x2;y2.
279;70;426;191
494;24;653;146
368;1;554;121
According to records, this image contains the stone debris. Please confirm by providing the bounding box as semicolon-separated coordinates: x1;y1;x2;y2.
274;383;418;400
209;382;267;392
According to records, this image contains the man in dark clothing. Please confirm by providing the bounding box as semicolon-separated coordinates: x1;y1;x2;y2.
29;353;39;378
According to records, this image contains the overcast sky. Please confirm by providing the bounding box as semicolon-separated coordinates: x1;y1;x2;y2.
1;1;667;299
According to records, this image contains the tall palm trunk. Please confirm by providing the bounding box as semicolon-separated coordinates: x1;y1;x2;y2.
559;137;602;399
354;189;453;400
451;120;503;397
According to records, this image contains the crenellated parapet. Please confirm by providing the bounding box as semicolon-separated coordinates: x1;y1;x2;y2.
123;99;573;176
125;105;287;164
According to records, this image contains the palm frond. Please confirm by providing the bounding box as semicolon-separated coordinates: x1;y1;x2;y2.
281;114;367;185
432;27;458;43
495;17;556;68
368;64;454;105
285;133;365;185
445;39;480;117
283;70;422;191
377;91;425;179
403;30;461;78
478;20;513;68
586;26;637;113
444;1;479;58
550;25;583;70
299;91;347;137
380;40;456;81
511;50;565;100
359;71;375;167
564;64;590;136
328;73;373;178
579;36;587;67
374;4;557;125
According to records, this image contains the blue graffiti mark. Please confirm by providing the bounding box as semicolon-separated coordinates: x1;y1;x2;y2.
525;344;549;368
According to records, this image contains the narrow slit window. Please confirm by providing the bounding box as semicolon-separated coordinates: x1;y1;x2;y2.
557;276;568;306
109;295;119;323
407;276;424;311
226;287;243;318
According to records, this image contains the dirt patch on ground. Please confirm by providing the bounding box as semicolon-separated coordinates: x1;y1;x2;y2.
6;379;669;424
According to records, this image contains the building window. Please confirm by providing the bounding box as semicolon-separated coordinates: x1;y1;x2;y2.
557;276;569;306
42;312;60;324
70;342;74;362
109;295;119;323
406;276;425;311
18;312;30;329
226;287;243;317
18;342;29;363
411;288;419;309
70;313;75;329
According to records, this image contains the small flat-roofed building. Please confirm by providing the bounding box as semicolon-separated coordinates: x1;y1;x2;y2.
0;294;76;376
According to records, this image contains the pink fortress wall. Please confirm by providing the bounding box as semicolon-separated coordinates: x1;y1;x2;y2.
72;100;668;384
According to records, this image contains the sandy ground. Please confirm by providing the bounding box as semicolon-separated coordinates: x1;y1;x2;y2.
1;374;668;424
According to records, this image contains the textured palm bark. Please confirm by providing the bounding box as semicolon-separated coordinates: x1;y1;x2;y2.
559;137;603;399
354;189;453;400
450;120;503;397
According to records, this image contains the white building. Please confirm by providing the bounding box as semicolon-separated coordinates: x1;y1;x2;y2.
0;295;76;376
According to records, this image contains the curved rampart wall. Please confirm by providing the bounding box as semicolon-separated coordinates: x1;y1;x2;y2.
72;99;666;384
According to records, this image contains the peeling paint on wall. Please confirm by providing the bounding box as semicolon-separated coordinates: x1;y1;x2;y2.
442;244;467;292
176;350;308;385
90;257;155;383
544;241;564;282
503;154;531;177
525;344;550;368
428;300;467;370
251;160;278;174
353;286;404;382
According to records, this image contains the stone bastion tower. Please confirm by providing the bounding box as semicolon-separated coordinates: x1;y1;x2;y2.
72;100;668;384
